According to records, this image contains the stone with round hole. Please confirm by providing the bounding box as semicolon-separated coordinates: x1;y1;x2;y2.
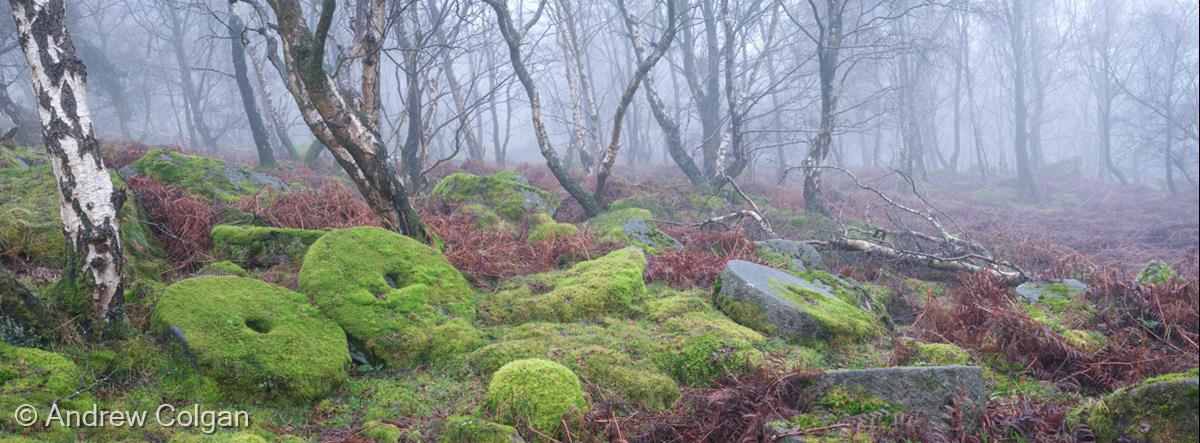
151;275;350;404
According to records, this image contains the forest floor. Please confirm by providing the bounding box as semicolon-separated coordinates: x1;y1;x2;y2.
1;142;1197;443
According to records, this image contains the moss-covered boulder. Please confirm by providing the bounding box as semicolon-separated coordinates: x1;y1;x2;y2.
1074;369;1199;443
586;208;680;252
1136;260;1175;285
481;247;647;323
298;227;477;367
815;366;986;430
1015;278;1087;304
2;268;51;346
714;260;878;346
210;225;326;269
430;172;558;225
198;260;249;277
484;359;586;440
439;416;525;443
1;166;168;281
150;276;349;404
128;148;285;202
1;343;89;437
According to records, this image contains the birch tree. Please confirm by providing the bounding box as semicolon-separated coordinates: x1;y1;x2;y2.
9;0;125;330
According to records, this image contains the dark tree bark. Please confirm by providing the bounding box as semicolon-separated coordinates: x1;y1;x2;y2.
9;0;125;331
228;4;275;167
263;0;432;243
484;0;604;218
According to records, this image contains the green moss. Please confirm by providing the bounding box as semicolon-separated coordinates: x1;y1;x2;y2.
438;416;521;443
430;171;558;224
909;342;972;366
200;260;249;277
777;386;900;441
0;166;64;266
362;420;403;443
298;227;476;368
210;225;326;268
131;148;264;202
586;207;677;252
1074;369;1199;442
482;247;647;323
1137;260;1175;285
484;359;586;440
0;167;168;282
150;276;350;404
768;279;879;345
667;333;762;387
1;343;91;436
526;222;578;243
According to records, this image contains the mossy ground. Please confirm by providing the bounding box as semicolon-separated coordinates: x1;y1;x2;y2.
481;247;647;323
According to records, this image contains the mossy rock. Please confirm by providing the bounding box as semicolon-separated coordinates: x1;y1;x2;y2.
1073;369;1199;443
298;227;476;368
586;208;680;252
430;172;558;224
526;222;578;243
1136;260;1175;285
210;225;326;269
714;260;878;347
150;276;350;404
1014;279;1087;304
484;359;586;440
2;268;51;346
128;148;285;202
439;416;524;443
362;420;404;443
1;343;91;439
481;247;647;323
0;166;168;281
199;261;249;277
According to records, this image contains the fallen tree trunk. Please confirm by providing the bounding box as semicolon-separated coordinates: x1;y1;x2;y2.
808;238;1028;286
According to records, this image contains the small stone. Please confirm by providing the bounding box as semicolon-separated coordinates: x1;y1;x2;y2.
756;239;822;272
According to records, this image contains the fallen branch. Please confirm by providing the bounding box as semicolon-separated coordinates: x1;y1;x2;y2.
807;238;1027;285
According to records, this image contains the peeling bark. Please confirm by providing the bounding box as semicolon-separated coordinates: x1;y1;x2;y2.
9;0;125;329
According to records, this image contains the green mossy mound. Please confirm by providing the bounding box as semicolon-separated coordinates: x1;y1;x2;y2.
473;288;765;408
482;247;646;323
526;222;578;243
199;260;248;277
0;165;167;281
484;359;586;440
430;172;558;224
1073;369;1199;443
298;227;476;367
150;276;349;404
585;208;679;252
1136;260;1175;285
210;225;326;269
129;148;283;202
438;416;523;443
1;343;90;439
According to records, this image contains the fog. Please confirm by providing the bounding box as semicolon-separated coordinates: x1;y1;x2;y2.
1;0;1197;193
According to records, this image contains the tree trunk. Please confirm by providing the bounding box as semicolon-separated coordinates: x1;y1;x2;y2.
228;5;275;168
1006;0;1038;199
485;0;603;218
167;7;217;150
10;0;125;331
247;42;299;160
265;0;432;243
803;0;844;215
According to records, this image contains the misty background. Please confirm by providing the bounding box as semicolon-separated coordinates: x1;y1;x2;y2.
0;0;1196;193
